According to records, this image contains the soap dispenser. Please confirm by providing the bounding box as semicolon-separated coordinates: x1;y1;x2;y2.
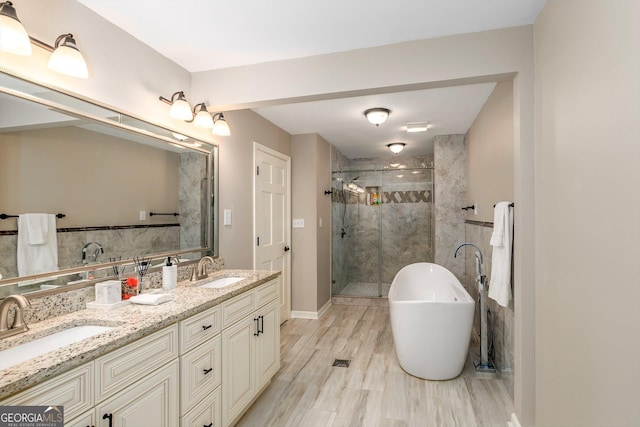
162;257;178;290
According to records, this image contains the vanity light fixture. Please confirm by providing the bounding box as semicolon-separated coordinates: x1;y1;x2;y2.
0;1;31;55
47;34;89;78
406;122;429;133
159;91;193;121
0;3;90;78
192;103;214;129
212;112;231;136
364;108;390;126
387;142;406;154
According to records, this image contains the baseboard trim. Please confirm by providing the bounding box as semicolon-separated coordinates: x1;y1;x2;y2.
291;299;332;320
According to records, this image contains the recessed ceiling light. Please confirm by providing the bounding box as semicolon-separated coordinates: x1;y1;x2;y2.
406;122;429;133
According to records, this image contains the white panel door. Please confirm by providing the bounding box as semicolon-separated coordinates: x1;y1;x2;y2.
254;143;291;323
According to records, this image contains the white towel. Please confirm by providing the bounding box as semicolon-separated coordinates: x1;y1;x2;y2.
17;214;59;277
23;213;49;245
488;202;513;307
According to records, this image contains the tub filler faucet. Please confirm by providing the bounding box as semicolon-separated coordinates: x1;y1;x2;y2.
454;242;496;374
0;295;31;339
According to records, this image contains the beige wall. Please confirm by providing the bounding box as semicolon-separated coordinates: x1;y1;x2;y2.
291;134;318;312
290;133;331;313
534;1;640;425
0;126;178;230
217;109;291;269
466;81;514;222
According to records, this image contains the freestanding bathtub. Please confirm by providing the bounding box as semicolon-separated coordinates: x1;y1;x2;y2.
389;262;475;380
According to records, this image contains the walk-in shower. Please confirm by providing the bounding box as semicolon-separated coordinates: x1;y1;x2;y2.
331;163;434;298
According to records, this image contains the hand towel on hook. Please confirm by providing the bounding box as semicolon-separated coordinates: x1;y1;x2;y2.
488;202;513;307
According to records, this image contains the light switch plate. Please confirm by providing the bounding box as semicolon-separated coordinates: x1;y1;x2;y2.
139;211;146;221
292;218;304;228
223;209;232;225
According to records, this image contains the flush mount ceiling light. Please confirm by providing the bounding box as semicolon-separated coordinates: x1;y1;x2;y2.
406;122;429;133
192;103;214;129
364;108;390;126
387;142;406;154
212;112;231;136
47;34;89;78
0;1;31;55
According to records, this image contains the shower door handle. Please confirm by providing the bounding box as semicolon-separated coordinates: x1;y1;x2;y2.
284;246;290;252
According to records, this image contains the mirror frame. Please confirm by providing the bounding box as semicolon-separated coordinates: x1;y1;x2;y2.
0;69;218;292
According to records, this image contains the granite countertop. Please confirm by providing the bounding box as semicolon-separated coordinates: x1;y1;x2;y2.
0;269;280;400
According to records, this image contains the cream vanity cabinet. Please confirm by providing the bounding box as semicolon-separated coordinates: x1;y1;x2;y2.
93;325;180;427
221;279;280;427
0;325;180;427
0;277;280;427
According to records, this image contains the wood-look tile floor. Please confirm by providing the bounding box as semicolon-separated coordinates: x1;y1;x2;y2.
236;304;513;427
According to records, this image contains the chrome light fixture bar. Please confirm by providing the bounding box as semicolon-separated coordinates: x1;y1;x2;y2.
160;94;231;135
0;2;89;78
364;108;391;126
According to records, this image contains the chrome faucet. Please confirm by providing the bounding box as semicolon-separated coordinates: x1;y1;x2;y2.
454;242;484;282
0;295;31;339
82;242;104;265
191;256;215;281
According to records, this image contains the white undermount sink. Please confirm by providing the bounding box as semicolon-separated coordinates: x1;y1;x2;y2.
0;325;113;371
199;277;245;289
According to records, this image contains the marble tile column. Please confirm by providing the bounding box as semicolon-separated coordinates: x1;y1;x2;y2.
434;135;467;280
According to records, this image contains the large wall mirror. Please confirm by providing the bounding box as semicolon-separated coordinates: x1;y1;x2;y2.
0;71;218;297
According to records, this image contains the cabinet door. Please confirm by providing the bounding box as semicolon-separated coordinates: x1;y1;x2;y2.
95;361;179;427
256;300;280;390
221;317;255;427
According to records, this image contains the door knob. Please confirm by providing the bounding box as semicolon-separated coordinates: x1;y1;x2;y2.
284;246;290;252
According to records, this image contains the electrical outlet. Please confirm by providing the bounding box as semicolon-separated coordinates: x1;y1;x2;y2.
139;211;146;221
223;209;232;225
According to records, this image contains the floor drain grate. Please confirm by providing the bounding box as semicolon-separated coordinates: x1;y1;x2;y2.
332;359;351;368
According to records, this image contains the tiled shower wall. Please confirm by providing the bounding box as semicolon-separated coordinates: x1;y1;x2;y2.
331;154;434;294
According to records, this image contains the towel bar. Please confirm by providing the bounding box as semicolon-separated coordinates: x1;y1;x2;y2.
0;213;66;220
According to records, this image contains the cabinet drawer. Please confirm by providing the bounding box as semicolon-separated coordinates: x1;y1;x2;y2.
180;335;221;414
181;386;221;427
255;279;279;308
95;325;178;402
180;305;221;354
0;362;93;421
221;292;255;329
